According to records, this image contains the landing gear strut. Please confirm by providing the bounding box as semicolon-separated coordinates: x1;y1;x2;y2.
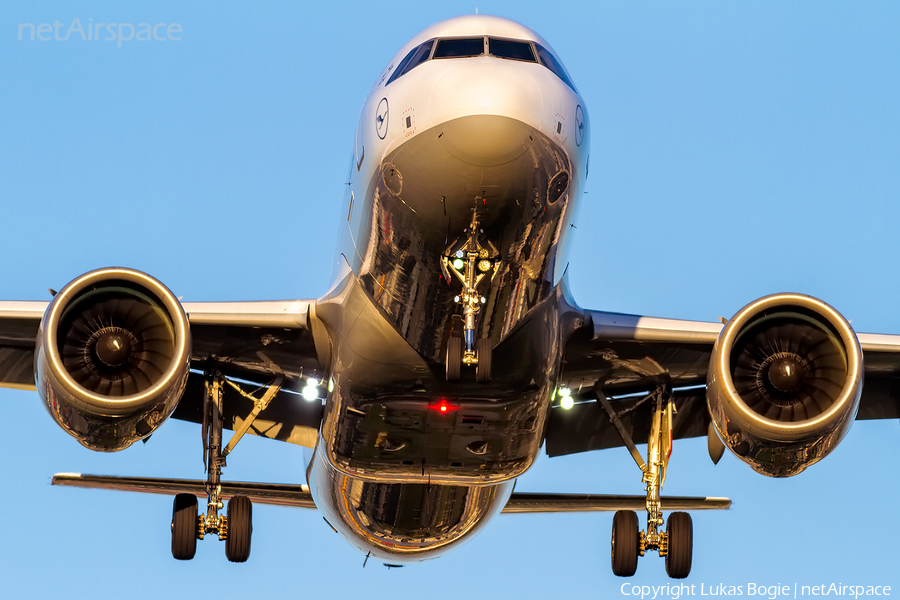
170;371;282;562
598;384;694;579
442;210;499;383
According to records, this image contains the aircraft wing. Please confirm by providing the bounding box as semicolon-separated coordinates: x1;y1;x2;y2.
548;309;900;457
0;299;325;448
0;301;46;391
177;300;324;385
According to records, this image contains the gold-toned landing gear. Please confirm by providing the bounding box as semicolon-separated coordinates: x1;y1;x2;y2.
441;210;499;383
598;384;693;579
170;371;280;562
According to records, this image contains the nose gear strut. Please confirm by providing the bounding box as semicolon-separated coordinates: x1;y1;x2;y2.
441;209;499;382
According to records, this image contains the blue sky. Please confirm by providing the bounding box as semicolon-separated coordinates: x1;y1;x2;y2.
2;1;899;598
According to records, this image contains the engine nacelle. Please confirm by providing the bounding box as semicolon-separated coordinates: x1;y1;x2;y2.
706;293;862;477
35;268;191;451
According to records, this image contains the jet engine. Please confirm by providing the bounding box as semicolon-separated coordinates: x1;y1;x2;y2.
35;268;192;451
706;293;862;477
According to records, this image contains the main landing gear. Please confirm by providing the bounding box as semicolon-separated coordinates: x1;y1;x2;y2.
171;371;282;562
441;210;498;383
598;384;694;579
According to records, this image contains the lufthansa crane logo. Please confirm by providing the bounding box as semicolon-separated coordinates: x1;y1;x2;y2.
575;105;585;147
376;98;389;139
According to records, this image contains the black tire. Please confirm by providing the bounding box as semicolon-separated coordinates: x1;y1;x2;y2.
611;510;639;577
171;493;198;561
225;495;253;563
475;338;492;383
446;337;462;381
665;512;693;579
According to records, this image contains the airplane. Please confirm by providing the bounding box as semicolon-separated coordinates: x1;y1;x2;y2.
2;14;898;580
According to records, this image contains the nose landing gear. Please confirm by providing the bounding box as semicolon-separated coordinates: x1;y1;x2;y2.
441;210;499;383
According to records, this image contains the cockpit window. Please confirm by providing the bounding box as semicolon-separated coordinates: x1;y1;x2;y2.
386;40;434;86
434;38;485;59
534;43;577;92
488;38;536;62
383;36;577;92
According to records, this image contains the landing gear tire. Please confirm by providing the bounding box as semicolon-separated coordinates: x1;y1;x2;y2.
611;510;639;577
665;512;693;579
445;337;462;381
171;493;198;561
225;495;253;563
475;338;492;383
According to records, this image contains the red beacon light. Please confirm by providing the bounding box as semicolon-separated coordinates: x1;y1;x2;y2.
429;399;458;414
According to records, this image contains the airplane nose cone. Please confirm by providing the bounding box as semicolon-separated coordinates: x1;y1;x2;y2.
431;63;544;166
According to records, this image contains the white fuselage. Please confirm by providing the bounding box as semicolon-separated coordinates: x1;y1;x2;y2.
309;15;591;565
335;15;589;284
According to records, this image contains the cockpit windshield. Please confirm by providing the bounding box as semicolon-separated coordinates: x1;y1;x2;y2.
385;36;576;92
534;44;576;91
386;40;434;86
434;38;485;58
488;38;536;62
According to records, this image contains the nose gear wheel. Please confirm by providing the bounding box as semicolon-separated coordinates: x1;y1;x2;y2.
445;337;463;381
475;338;492;383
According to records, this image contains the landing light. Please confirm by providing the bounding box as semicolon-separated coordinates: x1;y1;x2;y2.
453;259;465;270
560;395;575;410
302;379;320;401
